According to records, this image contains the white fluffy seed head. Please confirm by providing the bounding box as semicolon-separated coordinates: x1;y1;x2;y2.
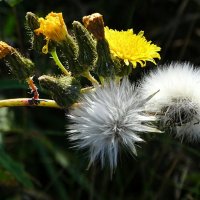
67;78;159;170
140;62;200;141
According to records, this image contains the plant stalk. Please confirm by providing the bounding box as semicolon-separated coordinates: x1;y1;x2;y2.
82;70;99;85
0;98;61;109
51;49;71;76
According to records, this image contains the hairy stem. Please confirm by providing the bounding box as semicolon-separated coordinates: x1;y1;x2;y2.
26;77;39;99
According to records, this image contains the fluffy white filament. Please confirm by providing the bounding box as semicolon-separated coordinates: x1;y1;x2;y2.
140;62;200;141
67;78;159;170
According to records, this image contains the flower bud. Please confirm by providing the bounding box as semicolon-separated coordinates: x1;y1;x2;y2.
38;75;81;108
25;12;40;30
56;36;81;76
82;13;105;40
72;21;97;69
0;41;35;81
82;13;121;78
25;12;47;53
95;39;120;78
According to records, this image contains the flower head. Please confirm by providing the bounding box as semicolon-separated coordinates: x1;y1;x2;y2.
67;78;159;170
140;62;200;141
34;12;68;53
105;27;161;67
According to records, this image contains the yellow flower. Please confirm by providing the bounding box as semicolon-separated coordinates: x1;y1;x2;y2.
34;12;68;53
104;27;161;67
0;41;13;59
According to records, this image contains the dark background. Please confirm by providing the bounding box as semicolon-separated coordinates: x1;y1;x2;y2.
0;0;200;199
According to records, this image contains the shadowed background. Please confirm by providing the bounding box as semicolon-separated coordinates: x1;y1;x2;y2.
0;0;200;199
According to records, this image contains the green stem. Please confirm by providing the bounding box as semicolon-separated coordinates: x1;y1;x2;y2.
51;49;71;76
82;70;99;86
0;98;61;109
99;76;105;85
0;98;82;110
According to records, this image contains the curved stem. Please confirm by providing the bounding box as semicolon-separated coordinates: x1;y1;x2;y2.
51;49;71;76
82;70;99;86
0;98;61;109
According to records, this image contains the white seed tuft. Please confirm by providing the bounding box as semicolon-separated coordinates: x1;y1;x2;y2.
67;78;159;170
140;62;200;142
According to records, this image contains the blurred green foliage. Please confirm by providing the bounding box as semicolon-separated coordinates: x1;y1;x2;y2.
0;0;200;199
3;0;23;7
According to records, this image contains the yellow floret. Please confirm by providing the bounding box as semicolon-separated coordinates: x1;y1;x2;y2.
34;12;68;53
104;27;161;68
0;41;13;59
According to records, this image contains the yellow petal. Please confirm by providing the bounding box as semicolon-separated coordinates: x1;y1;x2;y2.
105;27;161;68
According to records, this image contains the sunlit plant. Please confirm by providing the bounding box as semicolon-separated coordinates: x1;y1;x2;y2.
0;11;162;172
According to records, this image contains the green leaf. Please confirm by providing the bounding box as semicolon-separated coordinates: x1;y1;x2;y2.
0;147;33;188
4;0;22;7
34;139;69;200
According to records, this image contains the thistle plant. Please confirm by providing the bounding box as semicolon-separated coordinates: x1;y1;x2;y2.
0;11;162;171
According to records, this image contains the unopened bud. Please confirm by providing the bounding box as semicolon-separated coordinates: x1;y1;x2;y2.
0;41;35;80
57;36;82;76
38;75;81;108
25;12;40;30
72;21;97;69
95;40;120;78
25;12;47;53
